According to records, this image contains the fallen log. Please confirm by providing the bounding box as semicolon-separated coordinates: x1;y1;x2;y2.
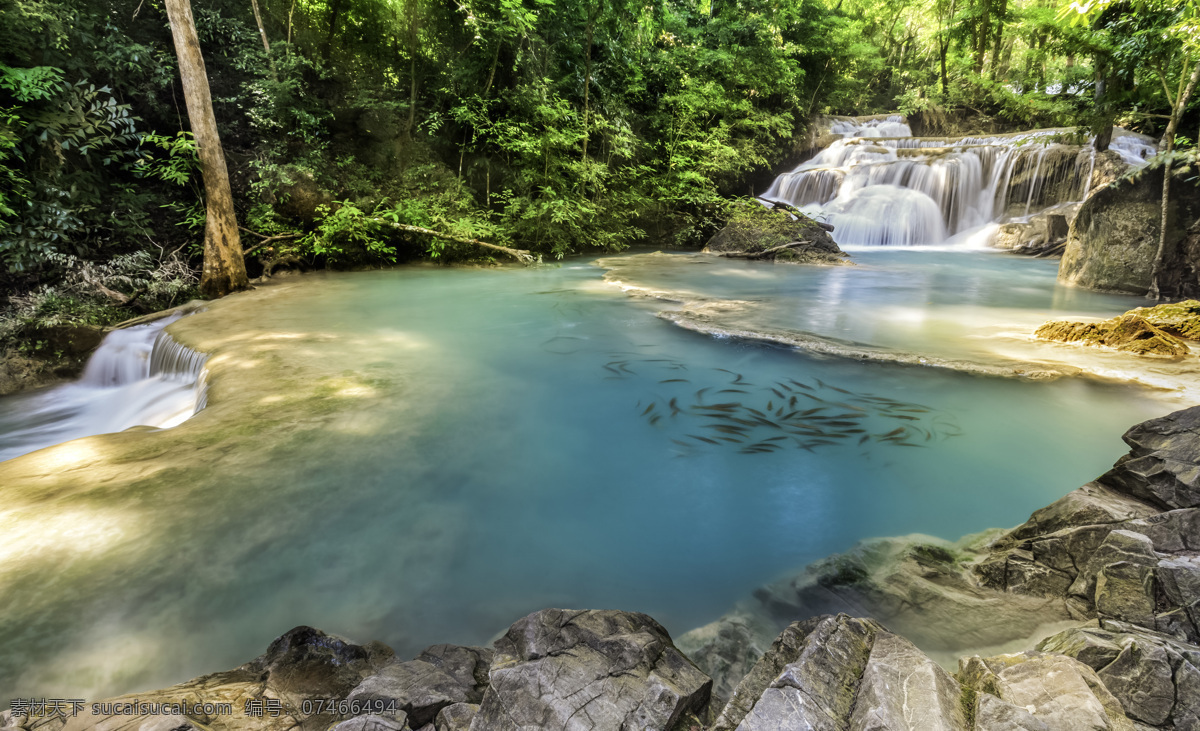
372;220;536;264
754;197;835;232
720;240;815;260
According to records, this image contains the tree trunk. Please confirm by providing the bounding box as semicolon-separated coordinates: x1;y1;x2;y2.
974;0;990;74
405;0;420;138
163;0;249;298
1148;58;1200;300
988;0;1006;80
250;0;270;54
940;41;949;94
580;5;595;196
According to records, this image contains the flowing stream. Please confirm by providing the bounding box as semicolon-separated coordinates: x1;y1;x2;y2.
0;117;1183;701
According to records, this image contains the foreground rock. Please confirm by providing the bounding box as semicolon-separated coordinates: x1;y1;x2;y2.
1034;314;1190;358
703;202;849;265
1127;300;1200;340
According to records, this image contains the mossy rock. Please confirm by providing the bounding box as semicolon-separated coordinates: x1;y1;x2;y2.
1125;299;1200;340
703;202;847;265
1035;314;1189;359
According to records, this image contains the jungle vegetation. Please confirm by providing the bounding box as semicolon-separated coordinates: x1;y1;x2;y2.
0;0;1198;330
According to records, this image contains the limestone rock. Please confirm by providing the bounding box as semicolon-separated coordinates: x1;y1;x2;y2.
711;614;882;731
414;645;493;703
1007;483;1158;543
1095;561;1157;626
347;660;470;727
1126;300;1200;340
468;609;711;731
848;632;967;731
703;202;848;265
1034;315;1189;359
244;625;395;706
331;714;410;731
1059;166;1200;296
1101;406;1200;510
1066;530;1157;604
959;651;1133;731
1096;640;1175;725
434;703;478;731
973;693;1050;731
676;612;772;705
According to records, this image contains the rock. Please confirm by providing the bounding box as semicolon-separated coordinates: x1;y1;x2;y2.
1157;555;1200;625
1066;530;1157;604
1034;314;1189;359
1095;561;1157;627
1007;483;1158;543
1100;406;1200;510
1123;509;1200;552
1059;165;1200;296
331;715;410;731
711;614;882;731
959;651;1133;731
703;202;848;265
348;659;471;727
435;703;478;731
244;626;395;710
414;645;493;703
1125;299;1200;340
848;632;967;731
973;693;1051;731
469;609;711;731
993;209;1075;256
675;612;771;705
1096;640;1175;725
1037;625;1124;670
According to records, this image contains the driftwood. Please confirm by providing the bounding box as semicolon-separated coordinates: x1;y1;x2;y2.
720;240;815;260
239;227;303;259
371;220;536;264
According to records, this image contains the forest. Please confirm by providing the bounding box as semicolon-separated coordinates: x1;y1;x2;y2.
0;0;1198;344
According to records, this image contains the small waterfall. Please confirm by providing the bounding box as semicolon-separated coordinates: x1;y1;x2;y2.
763;117;1155;247
0;315;208;462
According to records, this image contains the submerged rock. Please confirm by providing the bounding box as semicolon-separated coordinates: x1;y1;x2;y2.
1034;314;1190;358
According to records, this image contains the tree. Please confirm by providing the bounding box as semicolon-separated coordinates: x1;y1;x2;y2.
163;0;249;298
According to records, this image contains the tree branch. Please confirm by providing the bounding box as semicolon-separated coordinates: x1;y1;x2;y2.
370;219;536;264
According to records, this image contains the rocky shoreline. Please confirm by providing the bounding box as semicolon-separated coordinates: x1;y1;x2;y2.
5;404;1200;730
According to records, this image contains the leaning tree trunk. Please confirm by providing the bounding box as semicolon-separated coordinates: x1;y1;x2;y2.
164;0;249;298
1148;58;1200;301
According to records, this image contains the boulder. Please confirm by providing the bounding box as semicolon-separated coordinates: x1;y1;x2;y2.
468;609;711;731
1100;406;1200;510
711;614;882;731
347;659;471;727
1095;561;1157;626
1034;314;1189;358
703;202;848;266
676;612;772;705
434;703;478;731
849;632;967;731
958;652;1132;731
973;692;1050;731
414;645;493;703
331;715;410;731
1066;530;1157;604
1125;299;1200;340
1039;622;1200;729
244;626;395;710
1059;165;1200;296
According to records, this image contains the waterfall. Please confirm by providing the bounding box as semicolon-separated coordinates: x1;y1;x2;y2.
0;315;207;462
763;116;1155;247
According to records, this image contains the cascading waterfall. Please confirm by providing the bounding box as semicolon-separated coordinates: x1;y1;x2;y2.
763;116;1155;247
0;315;207;462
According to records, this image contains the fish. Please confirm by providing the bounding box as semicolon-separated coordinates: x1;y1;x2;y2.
688;435;719;445
660;378;690;383
718;389;749;394
641;404;656;416
789;395;798;407
880;428;906;438
603;365;621;375
794;439;815;452
695;403;738;411
668;398;681;416
718;436;743;443
800;407;825;416
671;439;691;448
695;387;711;400
707;424;749;435
763;436;788;442
788;379;812;390
858;434;870;445
884;414;920;421
826;421;860;427
649;415;661;426
770;388;785;399
767;401;774;412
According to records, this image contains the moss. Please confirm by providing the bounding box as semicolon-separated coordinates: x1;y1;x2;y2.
959;685;977;728
1126;299;1200;340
